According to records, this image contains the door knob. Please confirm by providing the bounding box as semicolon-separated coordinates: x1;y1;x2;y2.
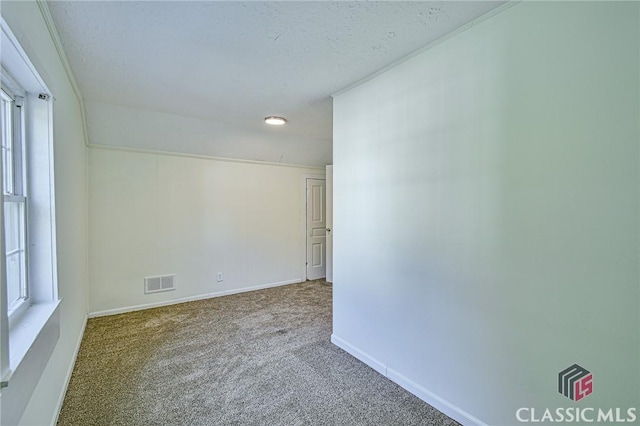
326;228;331;232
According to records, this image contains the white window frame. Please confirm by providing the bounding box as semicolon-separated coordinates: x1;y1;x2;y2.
1;81;30;325
0;18;60;418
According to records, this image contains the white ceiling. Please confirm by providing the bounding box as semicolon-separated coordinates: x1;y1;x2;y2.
48;1;505;167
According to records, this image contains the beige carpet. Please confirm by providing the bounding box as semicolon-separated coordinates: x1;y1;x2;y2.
58;280;459;425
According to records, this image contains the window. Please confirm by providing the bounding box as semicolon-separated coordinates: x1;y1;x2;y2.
1;17;59;410
1;83;28;322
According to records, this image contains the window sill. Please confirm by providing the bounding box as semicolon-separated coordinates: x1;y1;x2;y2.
1;299;61;387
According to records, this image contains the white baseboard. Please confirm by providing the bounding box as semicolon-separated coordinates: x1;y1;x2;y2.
330;334;387;376
387;368;487;426
51;314;87;426
330;334;486;426
222;279;301;297
88;278;303;318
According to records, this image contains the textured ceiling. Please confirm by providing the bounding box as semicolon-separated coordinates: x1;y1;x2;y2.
48;1;505;166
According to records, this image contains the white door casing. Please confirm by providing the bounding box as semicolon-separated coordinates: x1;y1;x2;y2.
325;166;333;283
306;178;326;280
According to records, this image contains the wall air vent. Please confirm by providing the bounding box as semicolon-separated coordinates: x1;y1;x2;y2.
144;274;176;294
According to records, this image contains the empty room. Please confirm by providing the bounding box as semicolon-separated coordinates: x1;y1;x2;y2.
0;1;638;425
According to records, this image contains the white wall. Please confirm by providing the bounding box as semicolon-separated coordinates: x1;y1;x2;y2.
89;147;322;315
333;2;639;425
0;1;89;425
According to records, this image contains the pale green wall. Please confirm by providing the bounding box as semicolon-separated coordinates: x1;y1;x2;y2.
333;2;639;424
89;147;321;315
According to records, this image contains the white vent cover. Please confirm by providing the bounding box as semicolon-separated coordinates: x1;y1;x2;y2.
144;274;175;294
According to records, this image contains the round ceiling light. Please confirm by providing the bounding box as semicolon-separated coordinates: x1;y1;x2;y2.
264;116;287;126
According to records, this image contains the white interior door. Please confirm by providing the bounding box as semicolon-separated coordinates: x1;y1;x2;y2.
325;166;333;283
306;178;326;280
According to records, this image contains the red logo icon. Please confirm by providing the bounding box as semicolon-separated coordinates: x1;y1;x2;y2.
558;364;593;401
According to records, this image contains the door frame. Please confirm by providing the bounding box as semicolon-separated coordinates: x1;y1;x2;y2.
325;165;333;283
301;173;326;281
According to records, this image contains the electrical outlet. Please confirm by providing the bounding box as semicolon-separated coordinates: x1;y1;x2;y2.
217;272;223;282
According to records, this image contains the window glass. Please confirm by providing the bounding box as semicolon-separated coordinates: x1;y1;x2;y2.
1;91;14;195
4;200;26;311
1;87;28;316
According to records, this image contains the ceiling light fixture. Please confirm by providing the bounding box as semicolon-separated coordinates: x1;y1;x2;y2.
264;116;287;126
